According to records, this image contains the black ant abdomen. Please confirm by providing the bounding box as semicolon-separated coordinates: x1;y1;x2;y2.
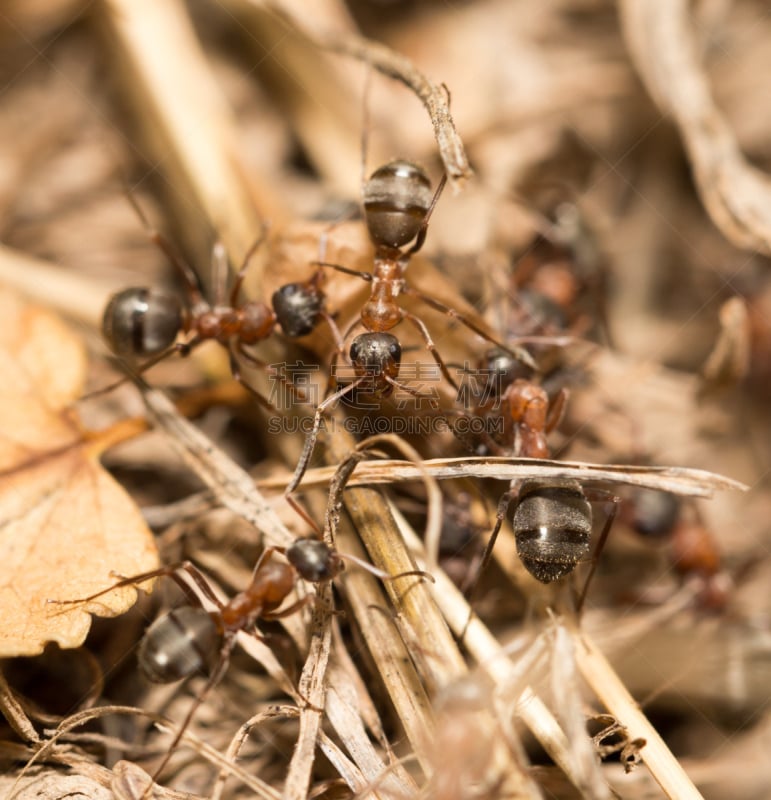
512;481;592;584
626;488;681;539
102;287;184;359
137;606;222;683
363;160;433;249
271;282;325;338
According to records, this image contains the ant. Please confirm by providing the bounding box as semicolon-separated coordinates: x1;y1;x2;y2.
513;207;607;334
101;196;343;409
461;347;569;459
52;536;428;795
451;368;617;613
53;539;335;794
285;160;536;493
464;478;619;617
622;488;730;611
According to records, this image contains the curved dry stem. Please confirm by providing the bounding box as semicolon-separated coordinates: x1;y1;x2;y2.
318;33;472;189
621;0;771;255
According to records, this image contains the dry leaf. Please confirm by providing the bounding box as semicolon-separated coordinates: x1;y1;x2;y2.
0;289;158;657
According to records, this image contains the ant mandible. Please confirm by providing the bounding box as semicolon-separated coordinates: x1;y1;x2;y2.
285;160;537;494
101;197;343;409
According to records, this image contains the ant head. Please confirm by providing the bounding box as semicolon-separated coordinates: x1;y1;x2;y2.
350;332;402;384
271;283;324;338
363;160;433;249
138;606;222;683
286;538;344;583
102;287;183;358
479;347;533;396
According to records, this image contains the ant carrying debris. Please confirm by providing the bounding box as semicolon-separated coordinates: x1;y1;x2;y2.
101;196;343;409
285;160;536;494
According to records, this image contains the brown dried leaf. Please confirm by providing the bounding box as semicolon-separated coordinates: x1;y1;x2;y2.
0;289;158;657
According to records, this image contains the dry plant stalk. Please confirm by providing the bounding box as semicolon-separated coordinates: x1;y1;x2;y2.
621;0;771;255
273;456;747;498
100;0;281;272
3;1;767;798
232;0;472;188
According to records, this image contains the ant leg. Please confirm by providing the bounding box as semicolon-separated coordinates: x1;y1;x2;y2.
359;60;373;192
322;443;434;583
384;375;440;403
545;388;569;434
52;561;225;611
229;223;270;308
342;551;434;584
236;342;314;405
243;546;292;590
82;336;202;402
227;343;279;413
124;191;205;307
444;406;507;456
402;286;538;371
284;378;365;496
314;260;373;282
285;494;324;536
263;595;312;621
328;318;365;393
402;311;460;391
146;634;237;797
458;490;517;639
317;309;346;354
211;242;229;309
575;489;620;613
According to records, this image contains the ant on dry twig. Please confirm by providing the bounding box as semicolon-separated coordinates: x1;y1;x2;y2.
285;160;536;494
461;401;619;614
101;196;343;409
52;527;429;796
53;539;339;795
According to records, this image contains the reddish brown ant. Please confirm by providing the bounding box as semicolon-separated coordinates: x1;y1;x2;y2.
463;350;569;459
622;489;730;611
102;197;343;409
285;160;536;494
52;536;428;795
455;369;616;613
53;540;333;794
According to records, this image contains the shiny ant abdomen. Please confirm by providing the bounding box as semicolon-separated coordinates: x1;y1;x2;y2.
52;538;345;796
101;202;340;408
286;160;537;494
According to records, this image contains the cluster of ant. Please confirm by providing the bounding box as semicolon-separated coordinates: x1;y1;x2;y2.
65;157;725;794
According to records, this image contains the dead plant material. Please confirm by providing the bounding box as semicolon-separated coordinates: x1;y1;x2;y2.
0;290;158;657
2;1;770;798
621;0;771;255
